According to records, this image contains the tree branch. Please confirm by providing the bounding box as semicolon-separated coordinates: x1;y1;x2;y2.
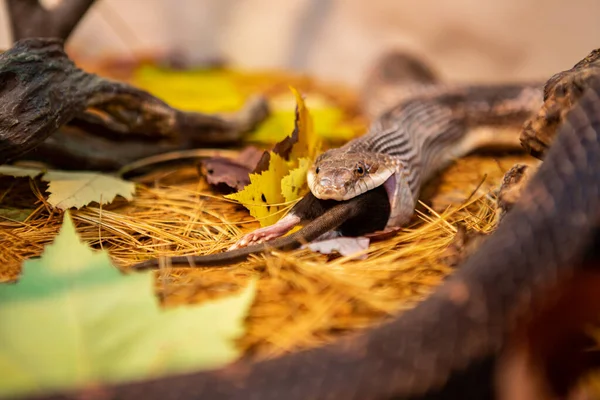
520;48;600;159
6;0;96;42
0;38;269;167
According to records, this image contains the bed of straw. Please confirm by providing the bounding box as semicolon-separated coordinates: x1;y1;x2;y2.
6;61;598;395
0;152;532;355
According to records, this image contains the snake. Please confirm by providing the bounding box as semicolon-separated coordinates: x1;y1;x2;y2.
37;50;600;399
132;70;543;269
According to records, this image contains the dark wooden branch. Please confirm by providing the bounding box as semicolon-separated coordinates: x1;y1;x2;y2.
24;126;181;171
0;38;95;162
6;0;96;42
520;48;600;159
0;38;269;167
24;95;270;172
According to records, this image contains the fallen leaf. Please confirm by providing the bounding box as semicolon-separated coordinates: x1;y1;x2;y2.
132;65;363;144
248;95;361;145
289;86;320;161
226;152;290;226
0;207;34;222
236;146;266;170
0;212;256;399
43;171;136;209
133;66;246;113
197;146;264;192
281;157;312;202
225;88;321;227
0;165;136;210
253;131;294;174
305;237;370;259
252;87;321;174
0;165;44;179
199;157;253;192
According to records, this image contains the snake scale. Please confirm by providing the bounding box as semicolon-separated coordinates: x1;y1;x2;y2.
35;49;600;399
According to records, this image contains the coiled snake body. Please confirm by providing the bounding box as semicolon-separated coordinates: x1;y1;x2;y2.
52;63;600;400
116;51;600;399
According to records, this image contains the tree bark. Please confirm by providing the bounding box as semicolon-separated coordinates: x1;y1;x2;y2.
6;0;96;42
520;48;600;159
0;38;269;167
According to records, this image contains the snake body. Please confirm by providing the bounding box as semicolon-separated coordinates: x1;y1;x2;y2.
308;83;542;227
42;63;600;399
131;82;543;270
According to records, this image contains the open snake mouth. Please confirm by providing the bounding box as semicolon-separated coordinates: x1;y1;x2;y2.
382;174;398;207
307;149;401;204
307;167;396;203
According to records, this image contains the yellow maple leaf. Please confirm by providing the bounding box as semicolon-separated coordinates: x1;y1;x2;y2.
281;157;311;203
289;87;321;161
225;87;321;227
225;152;290;226
133;65;364;144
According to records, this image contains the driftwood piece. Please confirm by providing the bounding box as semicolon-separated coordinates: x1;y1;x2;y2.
0;39;93;162
25;126;183;171
0;38;269;168
6;0;96;42
520;48;600;158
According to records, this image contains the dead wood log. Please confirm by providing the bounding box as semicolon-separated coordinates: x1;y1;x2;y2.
0;38;269;168
520;48;600;159
6;0;96;42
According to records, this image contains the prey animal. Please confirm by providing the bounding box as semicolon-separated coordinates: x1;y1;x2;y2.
132;67;543;270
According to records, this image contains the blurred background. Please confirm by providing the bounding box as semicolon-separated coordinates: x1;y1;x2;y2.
1;0;600;87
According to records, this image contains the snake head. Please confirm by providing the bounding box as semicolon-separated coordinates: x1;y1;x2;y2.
307;150;400;201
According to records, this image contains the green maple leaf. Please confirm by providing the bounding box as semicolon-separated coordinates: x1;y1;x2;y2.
0;212;256;399
0;166;136;209
0;207;33;222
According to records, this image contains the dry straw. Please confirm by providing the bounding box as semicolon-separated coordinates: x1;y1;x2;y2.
0;152;536;358
1;60;596;394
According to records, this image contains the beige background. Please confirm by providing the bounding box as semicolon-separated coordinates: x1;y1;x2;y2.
1;0;599;87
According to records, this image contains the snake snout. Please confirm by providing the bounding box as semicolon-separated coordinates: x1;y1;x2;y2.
313;170;354;200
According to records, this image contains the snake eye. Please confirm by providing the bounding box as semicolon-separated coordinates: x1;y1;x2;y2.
315;167;320;174
356;165;365;176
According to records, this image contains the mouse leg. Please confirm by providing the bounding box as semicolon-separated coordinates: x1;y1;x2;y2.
229;213;301;249
229;191;328;249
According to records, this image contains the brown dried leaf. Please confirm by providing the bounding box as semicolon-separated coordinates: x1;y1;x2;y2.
236;146;265;170
197;146;264;193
